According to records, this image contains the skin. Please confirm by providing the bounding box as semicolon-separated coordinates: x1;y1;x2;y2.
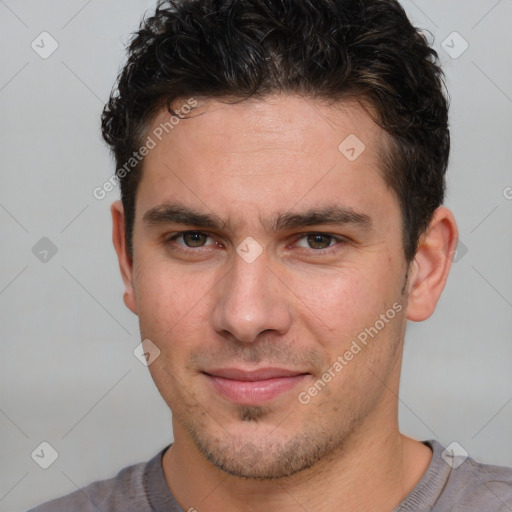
112;94;458;511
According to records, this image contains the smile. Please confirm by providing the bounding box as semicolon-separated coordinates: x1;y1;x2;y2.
203;367;310;405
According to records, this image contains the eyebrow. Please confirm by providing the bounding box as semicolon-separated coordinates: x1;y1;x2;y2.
142;201;374;233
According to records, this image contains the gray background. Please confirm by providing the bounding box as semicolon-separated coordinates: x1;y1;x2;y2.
1;1;511;511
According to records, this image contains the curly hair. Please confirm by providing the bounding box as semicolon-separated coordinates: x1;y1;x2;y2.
101;0;450;263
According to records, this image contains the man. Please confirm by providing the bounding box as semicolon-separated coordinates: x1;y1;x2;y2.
29;0;512;510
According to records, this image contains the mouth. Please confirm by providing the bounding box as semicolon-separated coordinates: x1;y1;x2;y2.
202;367;310;405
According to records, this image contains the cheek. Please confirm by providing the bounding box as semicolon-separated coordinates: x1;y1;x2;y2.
290;261;399;341
134;257;207;346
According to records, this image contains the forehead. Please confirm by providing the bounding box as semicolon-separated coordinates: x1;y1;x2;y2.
146;94;383;161
135;94;398;232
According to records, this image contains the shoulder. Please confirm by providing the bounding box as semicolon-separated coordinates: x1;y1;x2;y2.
435;450;512;511
27;460;150;512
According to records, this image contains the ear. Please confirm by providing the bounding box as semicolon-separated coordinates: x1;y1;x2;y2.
111;200;138;315
405;206;459;322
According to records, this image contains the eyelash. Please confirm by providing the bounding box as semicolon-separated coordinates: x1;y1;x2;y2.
164;231;347;255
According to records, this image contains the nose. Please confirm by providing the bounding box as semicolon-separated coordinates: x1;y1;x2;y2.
211;248;293;344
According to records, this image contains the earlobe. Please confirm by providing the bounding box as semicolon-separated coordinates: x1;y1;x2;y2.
111;200;138;315
405;206;458;322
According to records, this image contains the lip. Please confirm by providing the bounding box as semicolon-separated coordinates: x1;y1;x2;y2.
203;367;309;405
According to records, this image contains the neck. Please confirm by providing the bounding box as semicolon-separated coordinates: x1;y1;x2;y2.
162;412;432;512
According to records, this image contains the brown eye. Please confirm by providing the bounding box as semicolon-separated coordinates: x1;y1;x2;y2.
299;233;335;250
181;231;209;247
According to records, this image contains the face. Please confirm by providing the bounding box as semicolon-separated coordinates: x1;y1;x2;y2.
123;95;412;479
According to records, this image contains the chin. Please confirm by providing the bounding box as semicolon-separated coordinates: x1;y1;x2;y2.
182;413;343;479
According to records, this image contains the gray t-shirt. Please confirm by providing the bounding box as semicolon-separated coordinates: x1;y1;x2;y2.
27;439;512;511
